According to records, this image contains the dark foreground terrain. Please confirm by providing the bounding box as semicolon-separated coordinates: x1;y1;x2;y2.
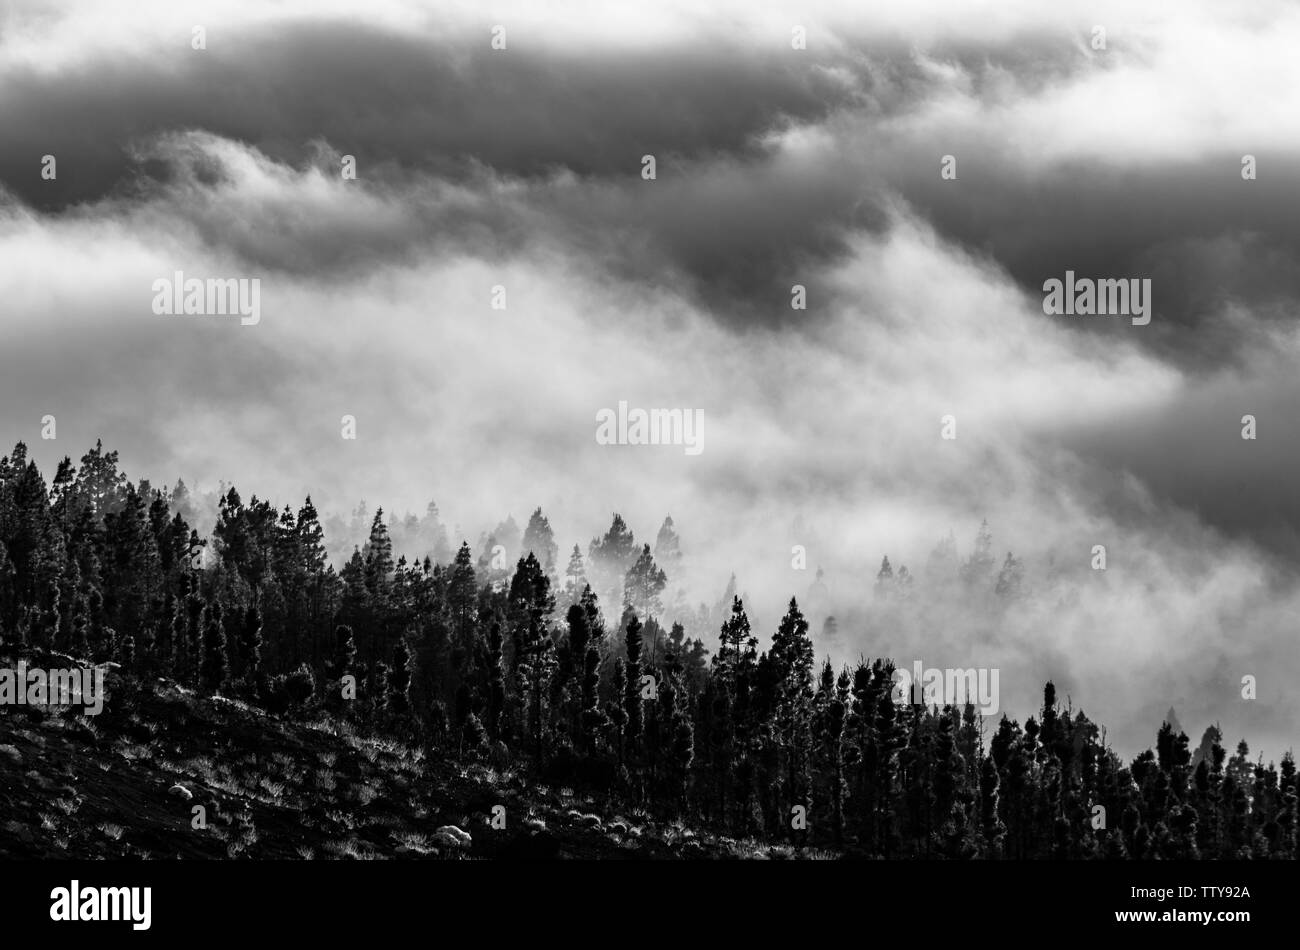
0;653;812;861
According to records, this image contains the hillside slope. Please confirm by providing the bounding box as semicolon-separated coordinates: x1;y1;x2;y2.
0;654;790;861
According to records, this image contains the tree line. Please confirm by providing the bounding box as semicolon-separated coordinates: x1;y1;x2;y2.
0;439;1294;859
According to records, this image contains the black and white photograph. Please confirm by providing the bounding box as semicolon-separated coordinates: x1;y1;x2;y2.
0;0;1293;933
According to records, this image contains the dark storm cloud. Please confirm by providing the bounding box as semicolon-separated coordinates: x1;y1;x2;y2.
4;6;1298;364
0;13;1123;333
1063;366;1300;563
0;20;862;210
885;156;1300;371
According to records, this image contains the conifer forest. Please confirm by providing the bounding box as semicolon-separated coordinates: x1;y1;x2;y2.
1;440;1292;861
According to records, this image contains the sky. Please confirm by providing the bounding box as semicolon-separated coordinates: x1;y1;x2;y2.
1;0;1297;760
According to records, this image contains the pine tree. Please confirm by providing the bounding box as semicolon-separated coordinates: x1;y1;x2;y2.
386;639;411;721
979;756;1005;855
823;689;847;845
407;615;452;737
771;598;815;819
448;542;478;648
184;587;204;685
994;552;1023;600
199;600;229;695
71;593;92;660
414;500;451;565
624;614;645;760
653;516;682;570
608;658;628;764
657;669;694;811
516;616;556;764
565;602;591;742
521;507;558;577
363;510;394;589
486;621;506;742
509;553;554;624
361;510;394;664
73;439;126;516
167;592;185;675
330;624;356;679
588;513;637;608
1278;752;1298;859
960;519;996;589
580;583;604;643
239;603;263;695
934;706;972;856
706;676;735;827
873;662;907;858
562;545;586;605
580;645;605;754
623;544;667;627
717;596;751;675
874;556;893;599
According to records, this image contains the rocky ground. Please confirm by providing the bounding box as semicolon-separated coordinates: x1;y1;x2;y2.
0;657;826;861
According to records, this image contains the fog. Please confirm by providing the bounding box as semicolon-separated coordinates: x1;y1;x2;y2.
2;0;1297;761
